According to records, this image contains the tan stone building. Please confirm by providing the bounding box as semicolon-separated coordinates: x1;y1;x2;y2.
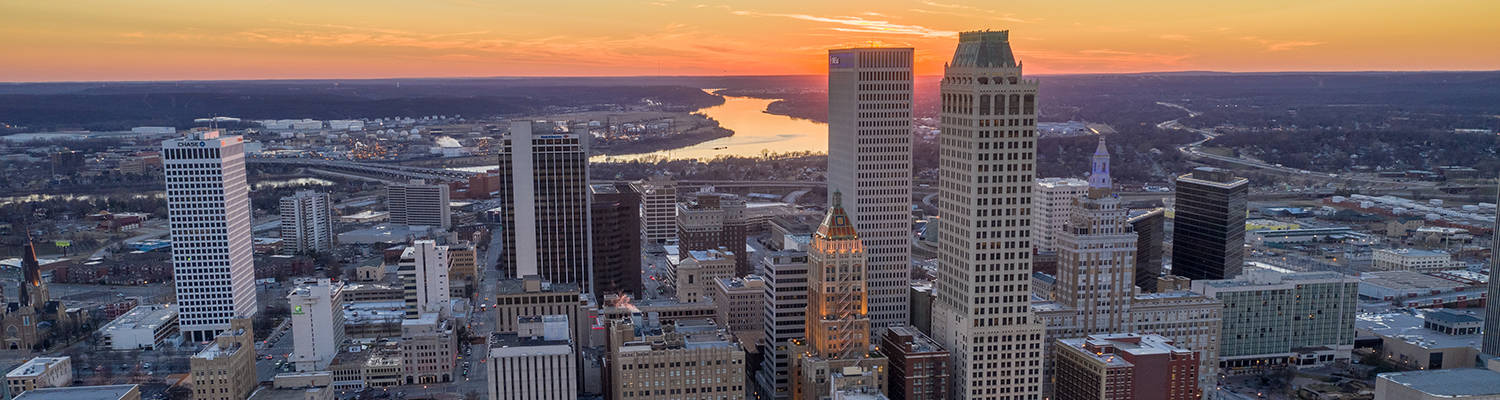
712;275;766;347
190;318;256;400
669;248;737;303
608;318;747;400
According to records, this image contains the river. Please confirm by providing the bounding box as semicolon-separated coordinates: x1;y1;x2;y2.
591;91;827;162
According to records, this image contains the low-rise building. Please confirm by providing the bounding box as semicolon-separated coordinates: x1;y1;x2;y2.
98;304;178;350
1374;249;1460;272
1357;309;1484;370
12;385;141;400
190;318;257;400
1359;271;1477;302
1375;363;1500;400
1054;334;1200;400
5;357;72;396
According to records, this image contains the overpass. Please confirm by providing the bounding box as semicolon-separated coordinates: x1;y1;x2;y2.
248;158;480;182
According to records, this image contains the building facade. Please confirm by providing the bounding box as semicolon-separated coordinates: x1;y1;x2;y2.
387;180;451;229
99;304;178;350
826;47;915;330
1171;167;1248;281
289;278;347;372
1372;248;1459;272
1485;185;1500;357
882;327;950;400
163;130;257;341
1033;178;1089;254
190;318;256;400
755;251;810;400
677;192;751;275
631;175;678;245
1053;334;1200;400
608;319;746;400
931;30;1046;400
1191;265;1359;374
1128;209;1165;292
670;248;737;303
488;316;576;400
498;121;592;289
5;357;72;396
713;275;766;348
1053;139;1136;335
279;190;335;255
400;314;456;384
590;183;643;299
399;241;451;318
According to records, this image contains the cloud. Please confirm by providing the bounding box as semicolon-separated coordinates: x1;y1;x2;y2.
1157;34;1193;42
731;10;958;38
1241;36;1324;51
906;7;1034;23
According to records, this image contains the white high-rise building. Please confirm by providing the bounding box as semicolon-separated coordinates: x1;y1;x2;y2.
387;181;451;229
1032;178;1089;254
931;31;1046;400
288;278;346;372
631;175;678;245
826;47;915;330
279;190;334;255
400;240;451;318
162;130;258;341
487;315;577;400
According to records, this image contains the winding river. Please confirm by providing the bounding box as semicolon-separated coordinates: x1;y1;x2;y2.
591;91;828;162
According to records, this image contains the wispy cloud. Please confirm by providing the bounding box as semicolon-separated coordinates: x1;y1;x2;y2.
1241;36;1324;51
1157;34;1193;42
731;10;957;38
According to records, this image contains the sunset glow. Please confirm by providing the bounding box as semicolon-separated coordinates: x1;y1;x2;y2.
3;0;1498;81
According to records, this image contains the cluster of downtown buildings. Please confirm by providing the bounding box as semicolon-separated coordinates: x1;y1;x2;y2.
7;29;1500;400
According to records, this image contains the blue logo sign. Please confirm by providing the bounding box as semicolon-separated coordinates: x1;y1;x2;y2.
830;52;855;68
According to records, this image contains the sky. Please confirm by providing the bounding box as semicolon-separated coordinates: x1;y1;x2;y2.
3;0;1499;82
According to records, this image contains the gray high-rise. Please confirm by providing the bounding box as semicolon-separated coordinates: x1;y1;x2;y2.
1171;167;1248;280
826;47;914;330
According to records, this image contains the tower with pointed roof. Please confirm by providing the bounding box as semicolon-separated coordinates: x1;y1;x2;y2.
2;236;62;351
805;191;870;358
1088;137;1112;197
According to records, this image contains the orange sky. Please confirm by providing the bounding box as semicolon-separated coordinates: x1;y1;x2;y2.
3;0;1498;82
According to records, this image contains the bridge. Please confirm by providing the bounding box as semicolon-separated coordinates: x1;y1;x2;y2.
248;158;480;182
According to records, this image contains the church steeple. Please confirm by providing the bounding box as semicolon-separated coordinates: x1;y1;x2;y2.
18;234;44;308
1088;137;1112;198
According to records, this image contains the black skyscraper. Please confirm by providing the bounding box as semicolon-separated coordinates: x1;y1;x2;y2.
1171;167;1248;281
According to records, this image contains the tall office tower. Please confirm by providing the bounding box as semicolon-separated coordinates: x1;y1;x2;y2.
931;30;1046;400
590;183;643;299
387;180;451;229
1053;334;1201;400
162;130;257;342
487;315;577;400
804;192;871;357
1484;183;1500;357
288;278;346;372
677;192;751;275
790;205;892;400
826;47;915;330
399;240;451;318
1053;139;1136;334
279;190;335;256
1128;208;1166;292
1033;178;1089;253
631;175;678;245
753;251;810;400
1171;167;1248;281
498;121;592;290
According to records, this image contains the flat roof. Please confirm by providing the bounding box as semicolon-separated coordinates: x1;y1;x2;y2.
1357;310;1481;351
13;385;138;400
1379;368;1500;397
6;357;69;378
100;304;176;334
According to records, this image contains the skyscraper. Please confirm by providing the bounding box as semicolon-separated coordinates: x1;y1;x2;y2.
754;251;809;400
1053;138;1136;334
590;183;643;299
826;47;915;330
1128;208;1166;292
931;30;1046;400
631;175;678;245
804;192;871;358
387;180;451;229
288;278;346;372
399;240;451;318
1483;183;1500;357
162;130;257;341
677;192;751;275
1033;178;1089;254
1171;167;1248;281
279;190;334;255
498;121;592;290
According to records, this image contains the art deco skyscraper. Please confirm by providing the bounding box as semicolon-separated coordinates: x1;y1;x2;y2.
930;30;1045;400
805;192;871;358
827;47;915;330
162;130;258;342
498;121;593;291
1053;138;1137;333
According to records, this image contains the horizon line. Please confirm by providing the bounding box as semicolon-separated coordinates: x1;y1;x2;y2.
5;69;1500;85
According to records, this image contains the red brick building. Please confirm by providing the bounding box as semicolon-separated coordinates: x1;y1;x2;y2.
1055;333;1200;400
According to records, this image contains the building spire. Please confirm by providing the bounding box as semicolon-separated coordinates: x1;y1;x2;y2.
1088;136;1112;197
817;191;859;241
19;233;41;308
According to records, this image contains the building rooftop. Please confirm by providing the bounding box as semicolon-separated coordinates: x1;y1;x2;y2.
1178;167;1248;188
494;278;582;295
885;326;944;354
1195;264;1353;289
99;304;176;333
1057;333;1191;367
1359;271;1468;291
6;357;68;378
1379;368;1500;397
1357;310;1482;350
1379;248;1451;258
12;385;139;400
488;331;571;352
